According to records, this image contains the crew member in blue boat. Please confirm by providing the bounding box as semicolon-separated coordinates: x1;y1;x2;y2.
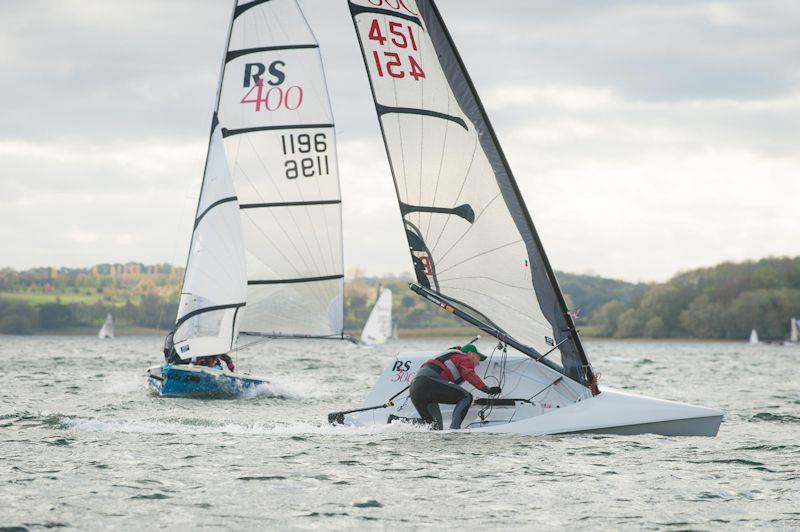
162;331;235;371
409;344;501;430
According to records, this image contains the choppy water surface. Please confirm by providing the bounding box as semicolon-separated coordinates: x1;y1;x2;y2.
1;336;798;530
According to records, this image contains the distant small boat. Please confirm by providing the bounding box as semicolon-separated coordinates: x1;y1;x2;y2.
98;313;114;339
790;318;799;344
360;287;393;346
749;329;760;344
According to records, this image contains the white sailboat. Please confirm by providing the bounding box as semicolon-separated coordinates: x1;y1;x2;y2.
360;287;393;345
790;318;799;344
148;0;346;397
333;0;722;436
749;329;760;345
98;313;114;339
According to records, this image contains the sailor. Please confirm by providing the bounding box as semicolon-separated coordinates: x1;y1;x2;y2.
162;331;182;364
409;344;501;430
163;331;235;371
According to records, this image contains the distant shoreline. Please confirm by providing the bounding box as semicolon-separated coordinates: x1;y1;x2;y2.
0;328;757;344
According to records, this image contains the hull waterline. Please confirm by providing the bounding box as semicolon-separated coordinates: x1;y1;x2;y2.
147;364;270;398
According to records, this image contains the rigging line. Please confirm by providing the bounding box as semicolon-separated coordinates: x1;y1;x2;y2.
299;5;343;284
243;137;327;279
390;70;411;216
241;208;332;318
437;283;554;334
243;135;329;277
429;132;480;254
239;288;332;331
424;95;451;242
438;275;534;292
435;239;522;276
435;192;501;266
186;207;246;290
235;162;311;274
417;27;425;233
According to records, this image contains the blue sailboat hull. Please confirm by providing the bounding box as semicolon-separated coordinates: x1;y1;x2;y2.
147;364;269;398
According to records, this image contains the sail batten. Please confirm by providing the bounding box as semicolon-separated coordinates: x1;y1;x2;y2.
174;0;345;358
348;0;593;386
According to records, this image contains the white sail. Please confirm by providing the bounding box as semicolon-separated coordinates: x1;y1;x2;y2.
220;0;344;339
360;287;393;345
174;124;248;359
749;329;759;344
790;318;799;343
347;0;594;388
98;313;114;339
172;0;345;359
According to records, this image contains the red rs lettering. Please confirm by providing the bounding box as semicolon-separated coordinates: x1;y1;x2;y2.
240;83;304;111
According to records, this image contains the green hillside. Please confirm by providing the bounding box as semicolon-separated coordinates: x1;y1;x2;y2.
2;257;797;340
590;257;800;340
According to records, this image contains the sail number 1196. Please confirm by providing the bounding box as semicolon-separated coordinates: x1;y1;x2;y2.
281;133;330;180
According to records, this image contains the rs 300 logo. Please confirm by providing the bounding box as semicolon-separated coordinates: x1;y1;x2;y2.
240;61;303;111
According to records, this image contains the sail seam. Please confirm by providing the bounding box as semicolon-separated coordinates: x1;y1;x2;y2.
222;123;334;137
248;274;343;285
175;302;246;330
377;104;467;130
240;199;341;209
226;44;318;62
348;2;423;26
194;196;238;229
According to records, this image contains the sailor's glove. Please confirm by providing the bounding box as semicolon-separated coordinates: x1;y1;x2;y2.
485;386;502;395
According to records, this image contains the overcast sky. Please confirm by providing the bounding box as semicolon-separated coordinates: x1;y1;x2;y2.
1;0;798;282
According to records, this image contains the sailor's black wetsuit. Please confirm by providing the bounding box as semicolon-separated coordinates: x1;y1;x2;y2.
409;350;491;430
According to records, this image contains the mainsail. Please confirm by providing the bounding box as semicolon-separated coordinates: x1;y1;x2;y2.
348;0;593;386
360;287;393;345
790;318;799;343
174;0;345;360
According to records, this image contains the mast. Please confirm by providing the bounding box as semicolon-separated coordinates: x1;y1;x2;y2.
424;0;593;383
177;0;237;317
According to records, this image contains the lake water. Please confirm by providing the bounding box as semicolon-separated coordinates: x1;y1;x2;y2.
1;335;798;530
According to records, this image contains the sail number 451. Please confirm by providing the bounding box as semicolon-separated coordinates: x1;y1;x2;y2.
368;19;425;81
281;133;330;180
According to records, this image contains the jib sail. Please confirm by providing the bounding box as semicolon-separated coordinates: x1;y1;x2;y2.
347;0;593;385
174;0;345;359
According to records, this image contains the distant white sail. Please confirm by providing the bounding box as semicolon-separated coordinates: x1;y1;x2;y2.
360;288;393;345
749;329;759;344
98;313;115;339
790;318;799;343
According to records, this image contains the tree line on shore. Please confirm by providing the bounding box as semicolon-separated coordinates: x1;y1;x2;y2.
590;257;800;340
1;257;798;340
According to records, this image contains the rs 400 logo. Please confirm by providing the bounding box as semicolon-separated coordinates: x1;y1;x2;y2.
390;360;413;383
240;61;303;111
